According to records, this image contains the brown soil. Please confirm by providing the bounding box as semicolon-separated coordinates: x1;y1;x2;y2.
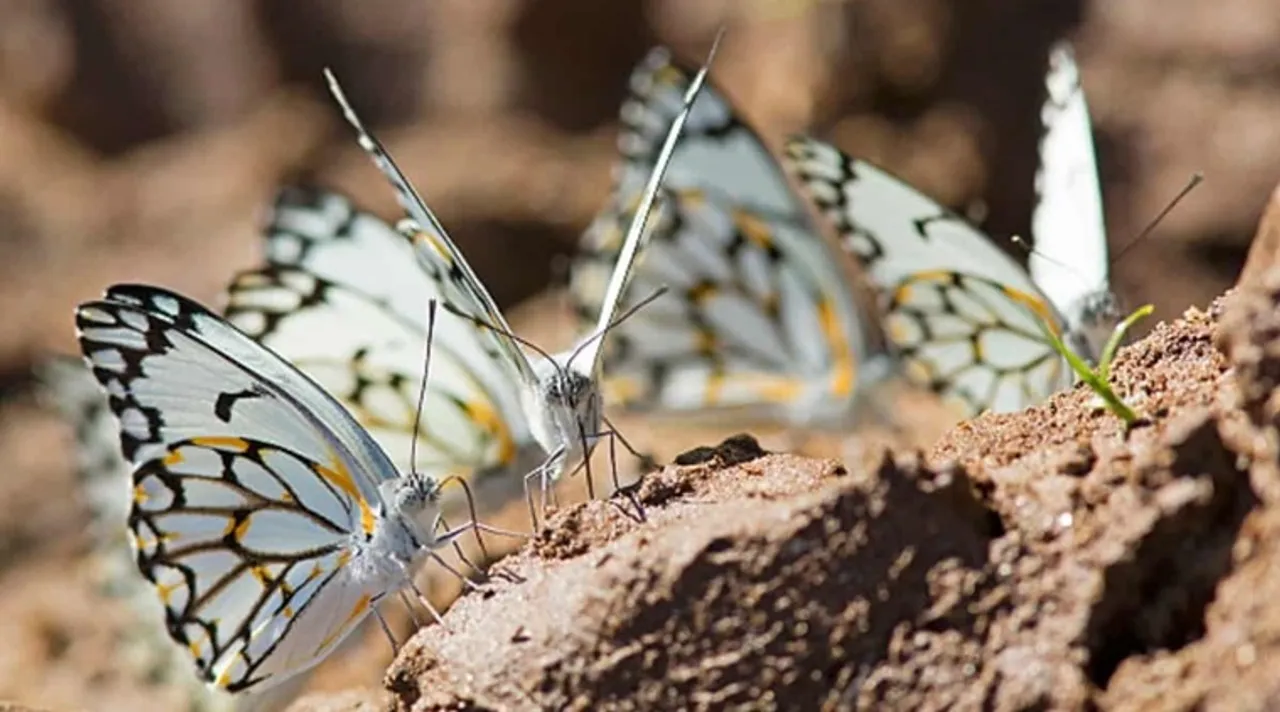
315;241;1280;711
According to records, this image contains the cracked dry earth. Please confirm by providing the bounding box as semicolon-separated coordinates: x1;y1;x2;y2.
277;237;1280;710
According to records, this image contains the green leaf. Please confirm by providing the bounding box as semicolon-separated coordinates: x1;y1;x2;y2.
1030;303;1152;425
1097;304;1154;383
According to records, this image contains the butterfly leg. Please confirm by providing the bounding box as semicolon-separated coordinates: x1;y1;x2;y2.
522;461;557;532
525;446;566;528
373;603;401;653
428;549;486;592
591;425;647;523
397;566;450;631
431;514;490;585
522;467;541;532
602;414;658;478
398;590;425;628
576;422;598;502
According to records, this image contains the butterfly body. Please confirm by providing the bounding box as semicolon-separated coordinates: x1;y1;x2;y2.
522;355;603;478
1062;288;1122;360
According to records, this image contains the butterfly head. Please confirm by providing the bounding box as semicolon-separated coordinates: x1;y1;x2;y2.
1065;289;1123;363
526;354;603;475
378;472;443;548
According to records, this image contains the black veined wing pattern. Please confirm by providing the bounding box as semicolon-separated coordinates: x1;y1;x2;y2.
571;46;890;428
783;41;1117;416
783;137;1076;416
224;186;547;518
76;285;450;696
37;356;270;712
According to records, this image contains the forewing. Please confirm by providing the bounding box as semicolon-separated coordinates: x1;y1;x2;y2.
615;47;807;225
577;36;721;371
75;285;402;693
1030;41;1109;314
323;72;538;389
225;187;534;484
76;284;389;522
572;47;881;425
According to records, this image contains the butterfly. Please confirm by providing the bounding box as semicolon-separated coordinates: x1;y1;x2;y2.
784;40;1121;415
75;284;490;694
45;186;495;711
49;185;504;710
321;32;721;516
569;45;892;430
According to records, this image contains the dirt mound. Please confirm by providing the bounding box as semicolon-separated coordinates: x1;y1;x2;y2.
304;264;1280;711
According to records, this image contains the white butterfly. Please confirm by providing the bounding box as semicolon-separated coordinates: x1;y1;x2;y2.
570;46;891;429
321;34;719;512
784;40;1121;415
45;186;494;711
76;285;481;694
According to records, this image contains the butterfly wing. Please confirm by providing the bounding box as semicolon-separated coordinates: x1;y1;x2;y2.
323;72;539;391
225;186;539;501
573;35;725;373
577;187;876;425
886;271;1071;416
1030;41;1109;318
785;136;1076;414
571;47;883;426
128;436;381;694
77;285;398;693
38;357;312;711
613;46;812;229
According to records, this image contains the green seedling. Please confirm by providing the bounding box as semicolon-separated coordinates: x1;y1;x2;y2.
1041;304;1153;425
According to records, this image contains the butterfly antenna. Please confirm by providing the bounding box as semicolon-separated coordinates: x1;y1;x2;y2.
585;27;725;373
1009;233;1099;293
568;285;669;366
1111;171;1203;266
409;299;439;474
437;301;557;367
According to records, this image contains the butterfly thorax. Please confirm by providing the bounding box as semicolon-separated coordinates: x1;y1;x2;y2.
1064;289;1123;364
523;355;603;480
353;473;445;584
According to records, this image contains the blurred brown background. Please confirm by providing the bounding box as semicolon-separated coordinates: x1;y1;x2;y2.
0;0;1274;710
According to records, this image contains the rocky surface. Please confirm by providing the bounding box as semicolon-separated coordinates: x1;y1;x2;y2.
358;271;1280;710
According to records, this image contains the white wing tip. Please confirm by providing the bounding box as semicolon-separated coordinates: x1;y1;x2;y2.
323;68;373;141
1045;41;1081;97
